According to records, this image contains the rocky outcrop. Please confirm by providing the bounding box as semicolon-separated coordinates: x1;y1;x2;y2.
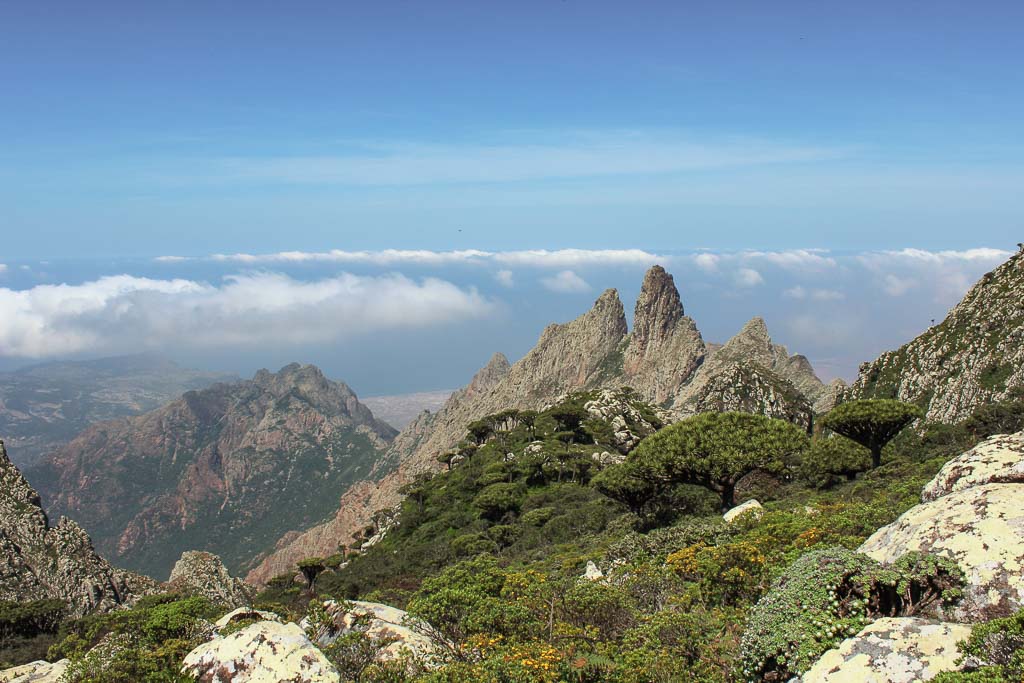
849;251;1024;423
580;388;671;454
0;440;153;617
801;617;971;682
251;267;830;583
860;431;1024;622
921;431;1024;502
0;659;69;683
181;621;339;683
304;600;438;661
29;363;396;578
167;551;254;609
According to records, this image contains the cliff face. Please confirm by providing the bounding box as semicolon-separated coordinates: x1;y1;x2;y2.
0;440;154;617
248;265;830;583
849;251;1024;423
29;363;396;579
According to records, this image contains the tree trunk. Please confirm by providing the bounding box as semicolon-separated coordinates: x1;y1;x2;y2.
871;445;883;469
720;482;736;513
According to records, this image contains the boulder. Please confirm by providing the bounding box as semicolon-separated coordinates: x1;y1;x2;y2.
859;483;1024;621
0;660;69;683
181;621;339;682
304;600;438;661
922;431;1024;502
168;551;254;609
582;561;604;581
801;617;971;682
723;499;763;524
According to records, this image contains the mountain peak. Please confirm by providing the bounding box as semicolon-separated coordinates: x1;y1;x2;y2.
722;316;773;358
632;265;685;347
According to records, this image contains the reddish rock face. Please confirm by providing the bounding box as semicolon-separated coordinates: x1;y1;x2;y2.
28;363;396;580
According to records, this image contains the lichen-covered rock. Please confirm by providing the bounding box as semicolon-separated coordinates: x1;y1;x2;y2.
0;659;69;682
724;499;763;524
922;431;1024;502
181;621;339;682
168;551;254;609
859;483;1024;621
0;440;154;617
304;600;438;661
582;561;604;581
581;388;671;453
801;617;971;682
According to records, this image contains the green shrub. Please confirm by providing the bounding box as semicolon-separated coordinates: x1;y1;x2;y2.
739;546;963;681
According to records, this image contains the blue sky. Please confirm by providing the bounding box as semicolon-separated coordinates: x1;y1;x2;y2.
0;3;1021;393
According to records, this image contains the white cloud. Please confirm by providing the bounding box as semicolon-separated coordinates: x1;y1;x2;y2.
540;270;591;293
494;270;515;288
0;264;7;274
741;249;837;271
153;255;189;263
783;286;844;301
693;253;720;273
163;248;667;269
0;272;492;359
734;268;765;287
882;274;916;296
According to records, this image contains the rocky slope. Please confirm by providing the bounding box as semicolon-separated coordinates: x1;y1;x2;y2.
28;363;396;579
0;440;153;618
248;265;831;583
0;355;235;467
849;250;1024;422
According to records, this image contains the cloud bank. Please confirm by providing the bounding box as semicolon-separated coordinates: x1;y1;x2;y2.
0;272;491;359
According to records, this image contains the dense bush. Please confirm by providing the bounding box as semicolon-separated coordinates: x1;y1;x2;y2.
739;547;963;681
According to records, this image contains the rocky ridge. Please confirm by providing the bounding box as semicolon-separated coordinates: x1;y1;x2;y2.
249;265;832;583
0;440;154;618
28;363;397;579
849;250;1024;422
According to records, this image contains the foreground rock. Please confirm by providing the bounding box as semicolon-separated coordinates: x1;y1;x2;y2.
305;600;438;661
181;621;339;683
860;483;1024;621
168;551;254;609
922;430;1024;502
0;440;153;617
0;659;69;683
801;617;971;682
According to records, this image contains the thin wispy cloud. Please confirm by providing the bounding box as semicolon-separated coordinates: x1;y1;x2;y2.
203;132;844;187
0;272;491;359
161;248;667;269
494;270;515;288
734;268;765;287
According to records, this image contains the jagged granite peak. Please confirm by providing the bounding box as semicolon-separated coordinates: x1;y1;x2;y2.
1;439;154;617
632;266;685;341
29;363;397;579
467;353;512;397
167;550;254;609
849;250;1024;423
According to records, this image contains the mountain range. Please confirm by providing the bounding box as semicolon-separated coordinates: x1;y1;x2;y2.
246;265;840;582
27;363;396;578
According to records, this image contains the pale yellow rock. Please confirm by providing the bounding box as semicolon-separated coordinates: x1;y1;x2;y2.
305;600;438;662
723;499;763;524
802;617;970;682
0;659;68;683
922;431;1024;502
181;621;339;682
859;483;1024;621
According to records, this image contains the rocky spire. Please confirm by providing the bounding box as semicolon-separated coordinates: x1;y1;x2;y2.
720;317;776;365
631;265;684;348
465;353;511;398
